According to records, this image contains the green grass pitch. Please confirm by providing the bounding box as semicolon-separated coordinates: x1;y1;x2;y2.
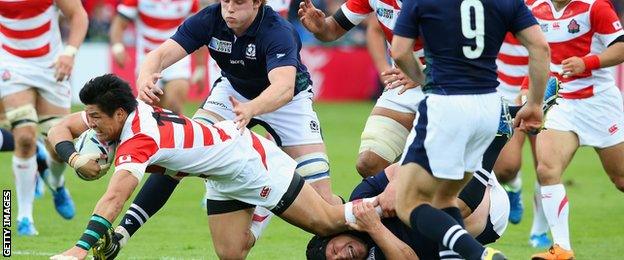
1;102;622;259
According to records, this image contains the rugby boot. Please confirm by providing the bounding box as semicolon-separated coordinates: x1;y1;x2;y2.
531;244;575;260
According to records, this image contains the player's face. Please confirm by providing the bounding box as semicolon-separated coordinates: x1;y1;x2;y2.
84;105;126;142
220;0;262;33
325;234;368;260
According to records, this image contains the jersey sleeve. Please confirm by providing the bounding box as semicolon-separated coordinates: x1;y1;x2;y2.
508;0;538;34
590;0;624;46
392;0;419;38
117;0;138;20
171;8;214;54
349;171;390;201
114;134;159;181
263;28;300;73
333;0;373;31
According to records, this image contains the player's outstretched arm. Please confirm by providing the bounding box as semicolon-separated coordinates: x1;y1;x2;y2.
51;170;139;260
514;25;549;133
136;39;189;104
109;15;132;68
298;0;348;41
53;0;88;82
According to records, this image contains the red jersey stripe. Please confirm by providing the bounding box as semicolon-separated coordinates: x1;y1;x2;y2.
504;33;521;45
143;35;165;45
115;134;159;166
138;11;185;30
215;126;231;142
0;21;50;39
153;107;175;148
0;0;52;19
182;117;194;148
497;71;525;86
200;124;214;146
498;53;529;66
250;133;268;170
131;109;141;134
561;85;594;99
2;43;49;58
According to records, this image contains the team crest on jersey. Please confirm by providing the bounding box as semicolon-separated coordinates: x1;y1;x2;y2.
568;19;580;34
1;69;10;81
552;22;560;30
245;44;256;59
208;37;232;53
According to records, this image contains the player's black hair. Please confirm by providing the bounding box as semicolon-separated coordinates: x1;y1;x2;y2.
80;74;138;116
306;231;371;260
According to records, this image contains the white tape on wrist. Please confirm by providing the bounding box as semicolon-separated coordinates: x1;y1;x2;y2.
62;45;78;57
111;43;125;55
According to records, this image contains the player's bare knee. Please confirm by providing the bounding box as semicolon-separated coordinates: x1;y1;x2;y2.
355;152;388;178
214;237;251;260
536;163;561;185
494;169;517;183
14;131;36;152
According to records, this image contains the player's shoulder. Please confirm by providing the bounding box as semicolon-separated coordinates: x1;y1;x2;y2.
258;7;298;40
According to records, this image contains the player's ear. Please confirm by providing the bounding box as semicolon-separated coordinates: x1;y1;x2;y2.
115;108;126;121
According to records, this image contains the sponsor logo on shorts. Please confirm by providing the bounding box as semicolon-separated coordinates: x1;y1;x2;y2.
609;124;619;135
1;70;10;82
259;186;271;199
205;101;227;109
309;120;319;133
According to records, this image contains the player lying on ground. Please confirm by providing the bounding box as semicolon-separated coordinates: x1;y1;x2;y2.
47;75;355;260
306;159;509;260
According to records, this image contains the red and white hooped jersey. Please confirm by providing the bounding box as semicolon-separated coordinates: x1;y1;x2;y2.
114;101;268;180
117;0;199;63
0;0;63;67
531;0;623;98
340;0;423;56
496;0;537;95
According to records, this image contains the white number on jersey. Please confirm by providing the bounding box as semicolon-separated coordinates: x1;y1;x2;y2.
460;0;485;59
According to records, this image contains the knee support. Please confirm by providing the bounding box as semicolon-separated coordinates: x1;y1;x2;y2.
38;115;63;136
359;115;409;162
6;104;38;130
294;152;330;182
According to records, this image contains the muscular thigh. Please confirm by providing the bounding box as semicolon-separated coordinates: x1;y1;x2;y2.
208;208;254;254
535;129;579;184
596;142;624;182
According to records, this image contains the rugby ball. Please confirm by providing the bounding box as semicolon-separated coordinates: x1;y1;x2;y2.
74;129;117;181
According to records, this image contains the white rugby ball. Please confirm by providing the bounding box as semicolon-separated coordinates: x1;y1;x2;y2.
74;129;117;181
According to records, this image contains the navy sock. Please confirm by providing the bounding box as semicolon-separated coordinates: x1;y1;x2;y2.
411;204;485;260
438;207;465;259
0;128;14;151
119;174;179;237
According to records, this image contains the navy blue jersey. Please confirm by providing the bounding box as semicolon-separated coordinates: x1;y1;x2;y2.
393;0;537;95
350;172;437;260
171;4;312;99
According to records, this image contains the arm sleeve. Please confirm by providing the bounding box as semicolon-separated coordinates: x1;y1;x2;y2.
117;0;138;20
333;0;373;31
392;0;419;38
171;8;213;54
114;134;159;181
263;28;300;73
508;0;538;34
349;171;390;201
590;0;624;46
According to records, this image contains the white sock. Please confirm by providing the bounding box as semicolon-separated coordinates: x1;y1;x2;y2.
507;172;522;192
249;206;274;241
344;197;381;224
13;155;37;221
541;184;571;250
46;157;66;189
530;181;549;236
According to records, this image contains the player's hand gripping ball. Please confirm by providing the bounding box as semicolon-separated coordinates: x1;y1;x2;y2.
74;129;117;181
